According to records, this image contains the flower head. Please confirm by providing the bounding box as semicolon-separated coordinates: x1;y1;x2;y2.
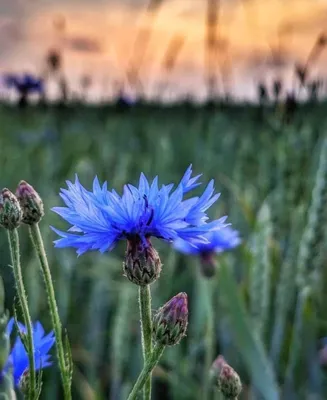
52;165;227;256
4;318;55;386
174;226;241;277
153;292;188;346
3;73;43;94
174;226;241;255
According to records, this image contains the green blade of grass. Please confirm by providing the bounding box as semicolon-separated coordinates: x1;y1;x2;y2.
218;262;279;400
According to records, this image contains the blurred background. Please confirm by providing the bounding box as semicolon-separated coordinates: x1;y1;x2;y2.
1;0;327;399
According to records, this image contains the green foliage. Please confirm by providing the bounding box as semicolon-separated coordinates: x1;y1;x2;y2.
0;103;327;399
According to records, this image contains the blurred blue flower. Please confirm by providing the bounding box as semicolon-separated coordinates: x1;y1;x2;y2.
52;165;228;255
174;226;241;277
173;226;241;255
3;73;44;94
4;318;55;386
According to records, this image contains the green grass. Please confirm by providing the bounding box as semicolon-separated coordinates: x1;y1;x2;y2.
1;102;327;399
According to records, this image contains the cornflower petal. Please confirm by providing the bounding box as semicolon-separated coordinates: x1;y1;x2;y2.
52;165;226;254
3;318;55;386
174;225;241;256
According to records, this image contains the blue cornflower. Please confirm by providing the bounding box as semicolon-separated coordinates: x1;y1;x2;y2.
174;226;241;255
52;166;228;284
52;165;227;256
4;318;55;386
174;226;241;277
3;73;43;94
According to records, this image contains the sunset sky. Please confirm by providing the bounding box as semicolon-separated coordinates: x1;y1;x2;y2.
1;0;327;101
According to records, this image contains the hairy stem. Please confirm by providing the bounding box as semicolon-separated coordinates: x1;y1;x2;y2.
127;344;165;400
139;285;153;400
29;224;72;400
7;229;36;400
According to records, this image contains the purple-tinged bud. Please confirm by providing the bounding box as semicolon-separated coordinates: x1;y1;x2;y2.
0;189;22;230
200;252;216;278
16;181;44;225
18;369;29;396
153;292;188;346
211;355;226;375
123;237;161;286
214;358;242;399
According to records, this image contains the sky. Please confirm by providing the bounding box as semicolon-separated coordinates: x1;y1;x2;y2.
1;0;327;101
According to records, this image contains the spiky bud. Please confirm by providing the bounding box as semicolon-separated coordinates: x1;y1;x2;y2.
123;237;161;286
212;356;242;399
16;181;44;225
0;189;22;230
153;292;188;346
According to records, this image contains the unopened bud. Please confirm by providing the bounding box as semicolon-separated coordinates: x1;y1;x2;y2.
18;370;29;395
123;237;161;286
153;292;188;346
16;181;44;225
214;358;242;399
0;189;22;230
211;355;226;376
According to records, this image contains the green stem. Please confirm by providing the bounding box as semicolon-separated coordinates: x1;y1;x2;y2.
202;277;215;400
127;344;165;400
139;285;153;400
7;229;36;400
28;224;72;400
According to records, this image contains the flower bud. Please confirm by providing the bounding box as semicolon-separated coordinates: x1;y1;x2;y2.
0;189;22;230
16;181;44;225
210;355;226;376
213;357;242;399
123;237;161;286
18;369;29;396
153;292;188;346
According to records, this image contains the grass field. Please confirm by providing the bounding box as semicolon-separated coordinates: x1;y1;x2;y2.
1;102;327;399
